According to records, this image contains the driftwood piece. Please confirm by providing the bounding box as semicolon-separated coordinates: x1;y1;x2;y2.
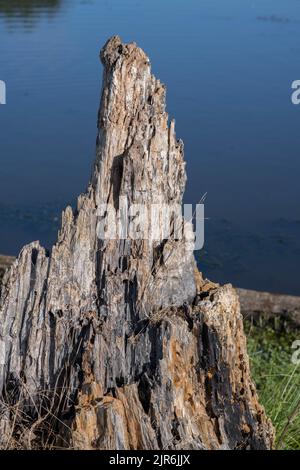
0;37;273;450
237;288;300;327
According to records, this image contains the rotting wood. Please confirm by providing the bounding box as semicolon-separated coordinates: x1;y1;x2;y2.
0;37;274;450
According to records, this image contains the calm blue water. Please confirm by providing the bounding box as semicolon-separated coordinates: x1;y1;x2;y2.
0;0;300;294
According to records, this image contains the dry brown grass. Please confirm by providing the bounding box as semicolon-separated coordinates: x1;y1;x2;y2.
0;376;75;450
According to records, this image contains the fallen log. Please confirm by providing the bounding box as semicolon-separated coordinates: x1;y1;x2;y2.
237;288;300;328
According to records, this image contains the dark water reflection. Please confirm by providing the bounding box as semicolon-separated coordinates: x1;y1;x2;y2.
0;0;300;295
0;0;61;13
0;0;63;29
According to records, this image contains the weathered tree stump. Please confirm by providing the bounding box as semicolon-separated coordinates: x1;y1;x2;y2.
0;37;273;450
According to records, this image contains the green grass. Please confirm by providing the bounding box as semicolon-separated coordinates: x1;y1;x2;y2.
245;319;300;450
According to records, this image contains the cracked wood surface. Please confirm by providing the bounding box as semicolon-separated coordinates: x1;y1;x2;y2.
0;37;273;450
